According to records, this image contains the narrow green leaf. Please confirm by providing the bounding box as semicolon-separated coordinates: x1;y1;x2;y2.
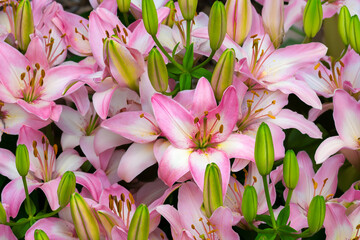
277;205;290;226
183;43;194;70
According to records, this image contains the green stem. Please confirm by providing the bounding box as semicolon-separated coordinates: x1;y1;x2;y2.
334;46;348;63
278;228;313;238
191;50;216;71
285;189;293;207
262;176;277;229
152;36;185;71
186;20;191;48
22;176;33;218
303;36;311;44
123;12;130;27
161;85;180;96
249;222;276;234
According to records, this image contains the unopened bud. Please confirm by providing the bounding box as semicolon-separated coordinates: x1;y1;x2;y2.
208;1;227;51
211;48;235;101
0;202;7;224
128;204;150;240
241;185;258;223
162;1;176;27
303;0;323;38
57;171;76;207
34;229;50;240
202;163;223;218
117;0;131;13
178;0;198;21
283;150;299;190
15;144;30;177
225;0;252;45
338;6;351;46
97;211;117;238
254;122;274;176
142;0;158;36
70;193;100;240
148;48;168;92
15;0;34;52
307;195;326;233
262;0;284;48
348;15;360;54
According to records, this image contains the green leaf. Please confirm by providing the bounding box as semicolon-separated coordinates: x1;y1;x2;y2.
255;214;273;227
179;72;192;90
277;205;290;226
172;42;180;58
191;68;212;80
25;198;36;216
13;218;32;239
255;233;277;240
166;63;182;75
278;225;297;233
183;43;194;70
279;233;297;240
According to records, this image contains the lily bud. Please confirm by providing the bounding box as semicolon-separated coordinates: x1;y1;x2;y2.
348;15;360;54
225;0;252;45
0;202;7;224
338;6;351;46
262;0;284;48
241;185;258;223
283;150;299;190
148;48;168;92
15;144;30;177
307;195;326;233
128;204;150;240
178;0;198;21
34;230;50;240
254;122;274;176
202;163;223;218
117;0;131;13
208;1;227;51
162;1;176;28
70;193;100;240
57;171;76;207
142;0;158;36
15;0;34;52
303;0;323;38
211;48;235;101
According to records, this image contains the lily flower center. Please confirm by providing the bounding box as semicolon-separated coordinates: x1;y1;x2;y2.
74;20;89;41
20;63;45;103
85;113;99;136
312;178;333;201
104;25;129;45
314;60;344;91
191;217;218;240
192;112;223;150
108;193;135;229
43;28;70;66
32;137;57;182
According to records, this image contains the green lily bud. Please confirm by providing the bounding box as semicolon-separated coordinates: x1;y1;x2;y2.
148;48;168;92
34;229;50;240
348;15;360;54
117;0;131;13
211;48;235;101
142;0;158;36
0;202;7;224
70;193;100;240
283;150;299;190
208;1;227;51
162;1;176;28
128;204;150;240
241;185;258;223
338;6;351;46
57;171;76;207
254;122;274;176
97;211;117;238
262;0;284;48
303;0;323;38
15;144;30;177
202;163;223;218
178;0;198;21
15;0;34;52
225;0;252;45
307;195;326;233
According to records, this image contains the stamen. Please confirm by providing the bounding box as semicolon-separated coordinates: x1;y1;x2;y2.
314;63;320;70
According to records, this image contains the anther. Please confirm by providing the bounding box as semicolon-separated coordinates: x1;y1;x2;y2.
53;144;58;155
26;66;31;72
120;193;125;202
35;63;40;69
194;117;199;124
20;72;26;80
318;70;322;79
314;63;320;70
215;113;220;120
219;124;224;133
140;113;144;118
267;114;275;119
339;60;344;67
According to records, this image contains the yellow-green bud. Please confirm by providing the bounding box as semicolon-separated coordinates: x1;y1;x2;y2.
15;144;30;177
202;163;223;218
303;0;323;38
208;1;227;51
225;0;252;45
283;150;299;190
0;202;7;224
162;1;176;28
178;0;198;21
148;48;169;92
254;122;274;176
348;15;360;54
116;0;131;13
34;229;50;240
262;0;284;48
241;185;258;223
97;211;117;238
15;0;34;52
338;6;351;46
307;195;326;233
57;171;76;207
211;48;235;101
70;193;100;240
127;204;150;240
142;0;158;36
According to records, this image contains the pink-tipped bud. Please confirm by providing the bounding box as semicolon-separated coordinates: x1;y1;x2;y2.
262;0;284;48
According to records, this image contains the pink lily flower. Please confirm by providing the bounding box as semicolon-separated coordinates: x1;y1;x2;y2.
0;38;92;121
315;90;360;169
151;77;255;193
156;181;239;240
